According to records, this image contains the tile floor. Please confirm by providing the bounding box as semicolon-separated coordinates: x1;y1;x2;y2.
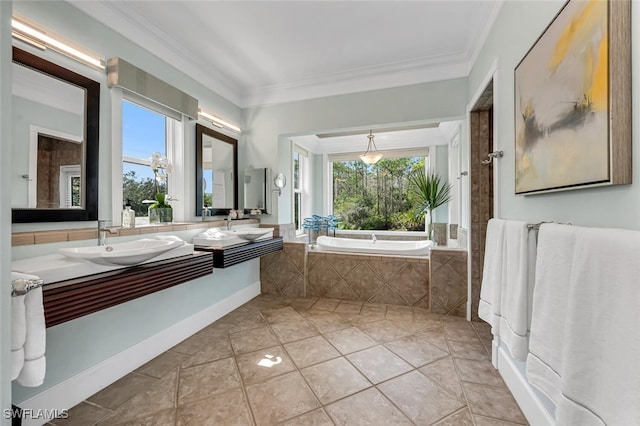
51;295;528;426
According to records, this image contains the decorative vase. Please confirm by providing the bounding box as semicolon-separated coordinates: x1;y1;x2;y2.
149;207;173;224
149;193;173;223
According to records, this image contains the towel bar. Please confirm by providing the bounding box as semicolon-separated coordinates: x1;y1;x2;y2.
526;221;572;230
11;278;44;297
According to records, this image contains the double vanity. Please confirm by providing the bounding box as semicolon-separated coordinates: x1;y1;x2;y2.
12;223;283;328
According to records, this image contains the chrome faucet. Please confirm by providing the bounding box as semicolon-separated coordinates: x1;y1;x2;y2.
371;234;377;244
98;220;118;246
226;214;232;230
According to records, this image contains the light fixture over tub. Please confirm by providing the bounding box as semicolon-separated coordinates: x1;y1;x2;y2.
11;16;105;70
359;130;383;165
198;109;241;133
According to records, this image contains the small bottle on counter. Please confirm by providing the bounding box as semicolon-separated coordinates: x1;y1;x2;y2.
121;199;136;228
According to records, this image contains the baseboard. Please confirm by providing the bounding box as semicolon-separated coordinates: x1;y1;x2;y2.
497;346;555;426
17;281;261;426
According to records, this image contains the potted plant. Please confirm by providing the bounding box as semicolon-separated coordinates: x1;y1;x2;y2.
148;152;173;223
408;169;452;241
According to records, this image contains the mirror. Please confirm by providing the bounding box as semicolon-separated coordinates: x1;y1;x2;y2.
11;47;100;223
244;168;269;214
274;173;286;190
195;123;238;216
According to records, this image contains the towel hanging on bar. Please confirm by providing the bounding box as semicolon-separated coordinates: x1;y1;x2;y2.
11;278;44;297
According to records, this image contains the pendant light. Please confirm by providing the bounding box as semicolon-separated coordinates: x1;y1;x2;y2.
359;130;383;165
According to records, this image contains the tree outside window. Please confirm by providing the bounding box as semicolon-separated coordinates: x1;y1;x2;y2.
332;157;426;231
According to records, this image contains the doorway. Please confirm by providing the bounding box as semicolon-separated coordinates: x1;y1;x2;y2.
468;81;494;320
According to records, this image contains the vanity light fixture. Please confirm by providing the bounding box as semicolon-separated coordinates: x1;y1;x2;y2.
11;17;105;70
359;130;383;165
198;109;241;134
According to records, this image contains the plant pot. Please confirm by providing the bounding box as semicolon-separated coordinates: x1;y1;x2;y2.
149;207;173;224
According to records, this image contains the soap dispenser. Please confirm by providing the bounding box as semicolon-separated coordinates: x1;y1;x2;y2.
122;199;136;228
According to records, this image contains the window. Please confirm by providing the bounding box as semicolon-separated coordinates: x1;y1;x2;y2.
331;156;426;231
59;165;81;208
122;99;176;217
293;146;309;234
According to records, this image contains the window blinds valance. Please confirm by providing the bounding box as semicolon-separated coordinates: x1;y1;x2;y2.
106;57;198;119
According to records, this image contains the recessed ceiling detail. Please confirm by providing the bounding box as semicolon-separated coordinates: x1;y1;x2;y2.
69;1;503;108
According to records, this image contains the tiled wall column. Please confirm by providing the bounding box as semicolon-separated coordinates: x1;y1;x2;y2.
429;248;468;317
260;242;306;297
469;109;493;320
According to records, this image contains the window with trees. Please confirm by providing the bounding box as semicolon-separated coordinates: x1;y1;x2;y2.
122;100;176;216
331;156;426;231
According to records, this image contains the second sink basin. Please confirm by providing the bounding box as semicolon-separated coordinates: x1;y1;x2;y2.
59;237;186;266
222;228;274;241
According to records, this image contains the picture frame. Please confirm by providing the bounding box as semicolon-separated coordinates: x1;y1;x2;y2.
514;0;631;195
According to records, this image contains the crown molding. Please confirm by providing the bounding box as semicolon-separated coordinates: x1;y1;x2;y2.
68;1;243;106
242;57;470;108
68;0;499;109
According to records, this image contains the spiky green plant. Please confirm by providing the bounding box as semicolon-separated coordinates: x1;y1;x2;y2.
408;169;452;241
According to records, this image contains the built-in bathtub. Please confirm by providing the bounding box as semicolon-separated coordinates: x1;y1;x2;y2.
316;235;432;256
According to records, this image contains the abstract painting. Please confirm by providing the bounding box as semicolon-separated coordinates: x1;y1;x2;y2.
514;0;630;194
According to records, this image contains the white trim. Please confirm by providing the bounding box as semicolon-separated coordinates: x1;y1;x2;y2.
465;58;499;321
111;87;124;225
324;155;332;216
17;281;261;426
497;346;555;426
492;69;501;218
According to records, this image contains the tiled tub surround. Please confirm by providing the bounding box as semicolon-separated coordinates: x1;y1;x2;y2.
307;251;430;308
261;243;468;316
55;294;527;425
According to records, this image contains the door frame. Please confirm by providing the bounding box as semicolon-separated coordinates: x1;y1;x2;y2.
465;59;501;320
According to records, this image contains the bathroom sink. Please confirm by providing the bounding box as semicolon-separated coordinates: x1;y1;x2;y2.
222;228;274;241
59;237;186;266
192;228;247;248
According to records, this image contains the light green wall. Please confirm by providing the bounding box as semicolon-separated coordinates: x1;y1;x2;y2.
243;78;468;223
468;0;640;229
434;144;449;223
1;1;13;422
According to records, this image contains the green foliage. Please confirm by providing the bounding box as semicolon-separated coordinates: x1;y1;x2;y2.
332;157;429;230
408;169;452;215
408;168;452;239
123;171;156;216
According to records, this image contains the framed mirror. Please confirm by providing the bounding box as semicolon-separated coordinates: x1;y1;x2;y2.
195;123;238;216
11;47;100;223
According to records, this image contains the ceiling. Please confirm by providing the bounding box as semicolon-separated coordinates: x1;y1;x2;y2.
69;0;502;108
291;121;462;156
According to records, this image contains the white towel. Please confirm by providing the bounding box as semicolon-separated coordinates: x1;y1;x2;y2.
478;218;506;331
11;293;26;380
11;272;46;387
554;227;640;425
526;223;581;405
498;220;531;361
11;348;24;381
11;272;37;381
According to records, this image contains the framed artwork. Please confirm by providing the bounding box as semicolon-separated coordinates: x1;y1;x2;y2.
514;0;631;195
